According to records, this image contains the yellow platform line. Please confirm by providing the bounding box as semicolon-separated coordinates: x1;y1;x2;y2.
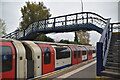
35;59;96;80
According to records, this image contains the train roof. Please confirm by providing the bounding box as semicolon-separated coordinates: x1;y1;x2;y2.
0;38;13;42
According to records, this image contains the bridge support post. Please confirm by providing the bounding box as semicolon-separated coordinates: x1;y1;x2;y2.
86;13;88;24
97;42;103;76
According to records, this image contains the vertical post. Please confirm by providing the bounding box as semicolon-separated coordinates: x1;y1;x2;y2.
65;16;67;26
86;13;88;24
44;19;46;29
15;32;17;39
76;14;78;24
97;42;103;76
37;21;39;29
53;18;55;28
32;24;34;31
23;29;25;37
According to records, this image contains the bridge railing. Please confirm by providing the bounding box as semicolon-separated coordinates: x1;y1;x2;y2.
96;18;112;76
2;12;109;39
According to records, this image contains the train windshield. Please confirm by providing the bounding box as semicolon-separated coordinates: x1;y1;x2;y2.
0;46;12;73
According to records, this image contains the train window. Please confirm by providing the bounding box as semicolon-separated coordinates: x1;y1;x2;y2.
93;50;96;53
74;48;77;58
55;47;70;59
82;51;86;55
42;47;51;64
0;46;12;72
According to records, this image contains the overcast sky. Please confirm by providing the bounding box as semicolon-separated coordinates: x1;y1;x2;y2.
0;0;119;46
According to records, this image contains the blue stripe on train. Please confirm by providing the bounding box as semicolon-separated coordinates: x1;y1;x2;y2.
82;59;88;62
92;56;96;59
55;64;71;70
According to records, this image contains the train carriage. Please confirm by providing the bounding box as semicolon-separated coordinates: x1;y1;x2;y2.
36;43;55;74
0;39;96;79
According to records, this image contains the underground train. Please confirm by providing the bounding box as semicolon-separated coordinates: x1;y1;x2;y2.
0;38;96;79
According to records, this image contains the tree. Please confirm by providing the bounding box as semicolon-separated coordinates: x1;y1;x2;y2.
0;19;6;37
74;32;78;43
20;1;51;29
76;30;90;44
20;1;53;41
35;34;54;42
59;39;70;44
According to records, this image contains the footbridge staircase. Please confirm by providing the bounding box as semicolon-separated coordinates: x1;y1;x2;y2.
2;12;120;79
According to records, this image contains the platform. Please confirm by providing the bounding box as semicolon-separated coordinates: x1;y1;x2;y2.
34;59;96;80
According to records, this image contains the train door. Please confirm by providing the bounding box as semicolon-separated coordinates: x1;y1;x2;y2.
38;44;55;74
80;46;88;62
69;46;78;65
92;47;96;59
0;41;16;79
22;41;42;79
85;46;92;60
23;44;34;79
76;47;82;63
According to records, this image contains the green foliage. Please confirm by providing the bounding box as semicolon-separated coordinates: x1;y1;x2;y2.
20;1;51;29
59;39;91;45
35;34;54;42
20;1;53;41
0;19;6;37
59;39;70;44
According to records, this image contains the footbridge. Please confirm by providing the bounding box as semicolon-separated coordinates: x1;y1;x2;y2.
2;12;109;40
2;12;120;79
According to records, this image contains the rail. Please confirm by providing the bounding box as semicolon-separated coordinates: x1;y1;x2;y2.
96;21;120;76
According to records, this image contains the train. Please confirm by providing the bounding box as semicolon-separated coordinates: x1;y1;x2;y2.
0;38;96;79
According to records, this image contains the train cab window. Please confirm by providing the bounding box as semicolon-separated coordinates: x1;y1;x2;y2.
42;47;51;64
55;47;70;59
74;48;77;58
0;46;12;72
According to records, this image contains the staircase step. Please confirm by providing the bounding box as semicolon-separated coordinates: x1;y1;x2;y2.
101;70;120;79
107;59;120;63
107;54;119;57
107;55;119;58
105;66;120;71
106;62;120;67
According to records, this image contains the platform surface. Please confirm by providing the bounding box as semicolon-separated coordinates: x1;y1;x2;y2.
35;59;96;80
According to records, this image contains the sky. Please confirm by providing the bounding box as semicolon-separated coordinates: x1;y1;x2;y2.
0;0;119;46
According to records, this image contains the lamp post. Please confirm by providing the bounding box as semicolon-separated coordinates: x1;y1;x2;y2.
81;0;83;12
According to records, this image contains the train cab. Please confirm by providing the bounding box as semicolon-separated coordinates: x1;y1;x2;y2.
0;39;26;79
0;39;16;79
